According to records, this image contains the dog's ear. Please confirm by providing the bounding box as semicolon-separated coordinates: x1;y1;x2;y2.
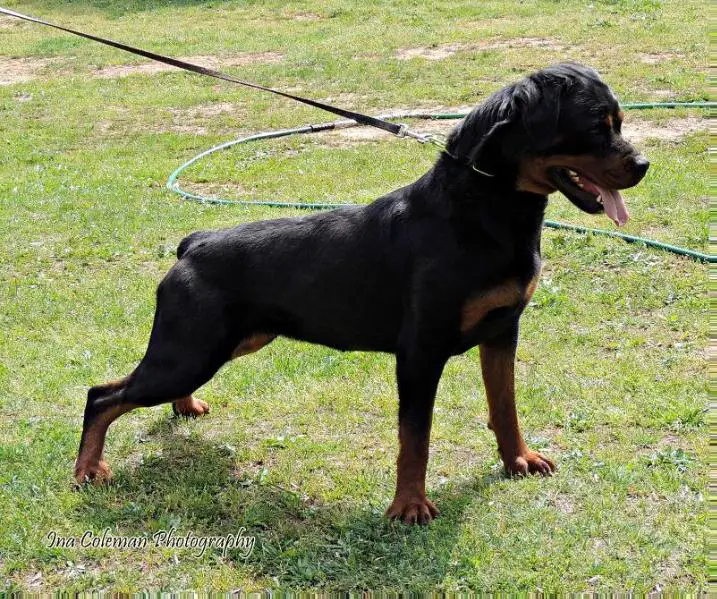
520;80;563;150
464;118;512;168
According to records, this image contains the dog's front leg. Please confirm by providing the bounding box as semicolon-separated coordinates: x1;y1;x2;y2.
386;344;446;525
480;322;555;476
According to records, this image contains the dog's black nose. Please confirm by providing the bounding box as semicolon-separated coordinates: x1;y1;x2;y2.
632;155;650;178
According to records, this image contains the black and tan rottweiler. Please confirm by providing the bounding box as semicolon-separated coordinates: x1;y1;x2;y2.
75;63;649;524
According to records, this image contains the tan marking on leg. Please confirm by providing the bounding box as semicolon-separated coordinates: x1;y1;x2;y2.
90;375;131;398
480;343;555;476
101;377;128;392
480;342;524;460
385;422;439;525
460;282;522;333
524;268;542;304
231;333;276;358
75;402;137;486
173;395;210;417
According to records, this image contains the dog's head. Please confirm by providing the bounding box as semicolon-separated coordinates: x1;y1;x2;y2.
446;63;649;226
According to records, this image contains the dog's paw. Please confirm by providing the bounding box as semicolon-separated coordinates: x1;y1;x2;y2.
386;495;439;525
172;396;210;418
74;460;113;487
504;449;555;477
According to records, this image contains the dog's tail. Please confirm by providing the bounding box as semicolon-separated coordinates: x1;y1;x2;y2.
176;231;212;259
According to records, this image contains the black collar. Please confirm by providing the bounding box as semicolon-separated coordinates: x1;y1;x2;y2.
441;150;497;178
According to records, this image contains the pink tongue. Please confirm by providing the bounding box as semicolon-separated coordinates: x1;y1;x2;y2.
580;179;630;227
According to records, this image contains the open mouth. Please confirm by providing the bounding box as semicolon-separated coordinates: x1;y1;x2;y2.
548;167;629;227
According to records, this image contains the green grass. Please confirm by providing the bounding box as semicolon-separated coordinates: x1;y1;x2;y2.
0;0;708;593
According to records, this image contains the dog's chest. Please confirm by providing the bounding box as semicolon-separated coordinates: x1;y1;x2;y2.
459;268;541;335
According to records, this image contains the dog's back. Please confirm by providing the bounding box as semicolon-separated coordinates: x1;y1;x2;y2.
171;196;421;352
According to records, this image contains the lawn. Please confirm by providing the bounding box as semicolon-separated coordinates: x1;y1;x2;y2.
0;0;708;593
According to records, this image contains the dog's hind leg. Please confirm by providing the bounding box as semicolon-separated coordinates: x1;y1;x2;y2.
172;333;277;418
170;332;275;417
75;268;238;485
167;332;276;418
172;395;210;418
74;389;138;485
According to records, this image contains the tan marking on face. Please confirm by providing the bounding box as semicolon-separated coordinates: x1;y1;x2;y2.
460;281;522;333
518;152;635;193
516;157;556;194
232;333;277;358
606;114;613;128
617;110;625;122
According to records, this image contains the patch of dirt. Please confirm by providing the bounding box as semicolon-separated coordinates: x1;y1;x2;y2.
321;110;462;148
25;571;43;588
169;102;242;119
0;56;65;85
287;11;322;21
95;102;251;136
321;126;390;147
552;494;575;515
0;52;282;84
91;52;283;79
633;433;694;459
650;89;679;99
166;101;247;133
638;52;682;64
0;16;24;29
166;124;210;135
396;45;464;61
484;36;564;51
412;117;464;134
395;37;563;60
654;434;682;448
622;116;706;144
97;119;211;136
181;181;249;199
318;92;371;107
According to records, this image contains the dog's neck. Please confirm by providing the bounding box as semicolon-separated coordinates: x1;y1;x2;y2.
418;154;549;218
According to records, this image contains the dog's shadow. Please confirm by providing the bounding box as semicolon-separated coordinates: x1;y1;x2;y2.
77;415;503;588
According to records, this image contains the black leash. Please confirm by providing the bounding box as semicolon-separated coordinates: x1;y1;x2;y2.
0;7;433;143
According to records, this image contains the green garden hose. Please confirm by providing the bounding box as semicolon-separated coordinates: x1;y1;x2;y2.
167;102;714;263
